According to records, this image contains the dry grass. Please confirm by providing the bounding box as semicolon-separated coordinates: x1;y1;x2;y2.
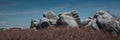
0;26;120;40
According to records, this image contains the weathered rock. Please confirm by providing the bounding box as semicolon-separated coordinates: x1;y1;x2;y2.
93;10;120;34
95;11;112;22
43;11;58;24
87;17;100;30
58;10;81;27
82;10;120;35
93;10;113;29
43;11;58;20
36;17;51;29
71;10;81;27
58;13;79;27
36;11;58;29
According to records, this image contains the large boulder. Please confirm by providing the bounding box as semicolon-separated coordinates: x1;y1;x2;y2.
43;11;58;20
94;10;113;24
58;10;81;27
93;10;114;29
43;11;59;25
36;11;58;29
84;10;120;35
93;10;120;34
58;13;79;27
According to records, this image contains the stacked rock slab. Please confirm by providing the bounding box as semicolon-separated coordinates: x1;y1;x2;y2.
71;10;81;27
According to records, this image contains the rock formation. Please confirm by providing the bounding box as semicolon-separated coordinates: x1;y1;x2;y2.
30;10;120;35
33;10;81;29
86;10;120;34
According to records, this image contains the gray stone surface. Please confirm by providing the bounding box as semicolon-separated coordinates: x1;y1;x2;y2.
58;14;79;27
93;10;120;34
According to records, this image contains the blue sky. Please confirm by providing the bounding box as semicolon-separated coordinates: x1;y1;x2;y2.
0;0;120;28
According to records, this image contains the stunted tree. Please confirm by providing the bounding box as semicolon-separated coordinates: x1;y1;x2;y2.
30;19;38;29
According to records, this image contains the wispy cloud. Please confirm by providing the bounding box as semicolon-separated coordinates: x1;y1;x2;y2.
0;21;8;24
0;9;46;16
0;21;10;28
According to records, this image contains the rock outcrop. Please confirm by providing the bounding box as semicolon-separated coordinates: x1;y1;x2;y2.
30;10;120;35
34;10;81;29
86;10;120;34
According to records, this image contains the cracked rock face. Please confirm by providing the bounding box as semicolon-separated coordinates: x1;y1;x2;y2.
84;10;120;35
58;13;79;27
94;10;114;29
94;10;113;24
